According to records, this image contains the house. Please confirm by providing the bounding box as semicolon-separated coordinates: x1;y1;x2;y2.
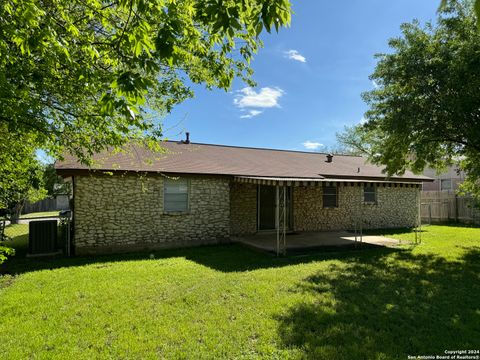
55;137;432;255
422;166;465;192
420;166;478;224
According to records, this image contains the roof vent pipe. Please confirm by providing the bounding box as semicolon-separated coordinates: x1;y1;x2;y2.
184;132;190;144
326;154;333;163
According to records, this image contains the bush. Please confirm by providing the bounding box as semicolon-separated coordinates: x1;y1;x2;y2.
0;245;14;265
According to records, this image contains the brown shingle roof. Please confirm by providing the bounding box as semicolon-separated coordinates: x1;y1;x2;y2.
55;141;432;182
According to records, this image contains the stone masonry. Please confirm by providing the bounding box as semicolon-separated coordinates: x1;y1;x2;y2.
74;173;230;254
230;182;257;235
293;183;419;231
74;175;420;253
229;182;420;234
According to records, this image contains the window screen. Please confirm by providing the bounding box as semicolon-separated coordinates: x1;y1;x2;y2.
323;185;338;208
164;178;189;212
364;185;376;203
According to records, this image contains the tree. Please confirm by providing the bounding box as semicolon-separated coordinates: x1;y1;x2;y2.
441;0;480;27
43;164;71;197
0;245;14;266
338;1;480;199
0;127;47;224
313;143;364;156
0;0;291;165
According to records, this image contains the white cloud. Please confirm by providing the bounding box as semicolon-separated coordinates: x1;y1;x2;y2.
284;49;306;63
302;141;323;150
240;110;263;119
372;80;379;89
234;87;284;109
360;117;367;124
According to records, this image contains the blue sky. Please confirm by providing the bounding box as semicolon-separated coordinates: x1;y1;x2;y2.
162;0;439;152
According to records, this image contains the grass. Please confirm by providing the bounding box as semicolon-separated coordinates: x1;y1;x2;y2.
20;211;60;219
1;224;29;258
3;224;29;243
0;225;479;359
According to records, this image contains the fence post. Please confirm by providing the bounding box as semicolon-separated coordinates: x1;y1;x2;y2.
428;203;432;225
421;191;478;225
455;195;459;223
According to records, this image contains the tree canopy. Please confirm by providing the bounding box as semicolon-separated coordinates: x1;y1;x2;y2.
441;0;480;27
43;164;70;197
0;125;47;221
338;1;480;199
0;0;291;164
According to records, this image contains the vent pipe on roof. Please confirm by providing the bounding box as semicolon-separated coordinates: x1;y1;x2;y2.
184;132;190;144
326;154;333;163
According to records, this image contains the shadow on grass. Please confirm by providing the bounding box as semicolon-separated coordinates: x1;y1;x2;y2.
276;248;480;359
1;240;400;276
1;222;407;275
364;223;480;237
424;221;480;228
362;227;424;236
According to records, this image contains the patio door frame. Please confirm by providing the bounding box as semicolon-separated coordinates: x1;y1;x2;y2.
257;184;293;231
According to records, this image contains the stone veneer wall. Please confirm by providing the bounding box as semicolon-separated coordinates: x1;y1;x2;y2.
73;173;230;254
229;182;257;235
293;184;419;231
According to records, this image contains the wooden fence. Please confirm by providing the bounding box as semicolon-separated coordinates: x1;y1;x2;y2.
421;191;480;225
22;195;70;214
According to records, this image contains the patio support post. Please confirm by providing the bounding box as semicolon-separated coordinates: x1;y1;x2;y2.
275;183;287;256
419;187;422;243
359;184;363;243
354;185;358;245
415;186;422;244
276;185;280;256
354;221;357;244
283;186;286;256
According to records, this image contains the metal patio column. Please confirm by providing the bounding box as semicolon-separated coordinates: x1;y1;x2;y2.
276;183;287;256
276;185;280;256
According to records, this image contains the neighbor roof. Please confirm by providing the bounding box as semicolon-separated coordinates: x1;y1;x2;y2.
55;140;432;182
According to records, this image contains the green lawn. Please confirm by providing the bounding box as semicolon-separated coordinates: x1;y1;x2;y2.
0;225;479;359
20;211;60;219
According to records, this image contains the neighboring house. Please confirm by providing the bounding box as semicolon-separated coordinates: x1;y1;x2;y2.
55;138;432;255
422;166;465;192
420;166;478;225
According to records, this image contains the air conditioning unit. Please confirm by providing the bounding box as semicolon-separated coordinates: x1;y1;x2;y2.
28;220;58;255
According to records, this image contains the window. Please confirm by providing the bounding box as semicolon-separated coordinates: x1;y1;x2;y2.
364;185;376;203
440;179;452;191
164;178;189;212
323;185;338;208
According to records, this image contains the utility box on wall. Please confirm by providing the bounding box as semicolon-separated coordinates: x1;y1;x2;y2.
28;220;58;255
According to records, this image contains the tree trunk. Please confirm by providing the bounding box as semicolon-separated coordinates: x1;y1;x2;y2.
10;201;24;225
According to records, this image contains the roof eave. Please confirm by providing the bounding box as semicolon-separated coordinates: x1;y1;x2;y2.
56;167;432;183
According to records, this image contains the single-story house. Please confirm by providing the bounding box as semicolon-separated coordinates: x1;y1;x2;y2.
55;137;432;255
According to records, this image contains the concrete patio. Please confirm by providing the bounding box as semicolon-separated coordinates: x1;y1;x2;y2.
232;230;403;253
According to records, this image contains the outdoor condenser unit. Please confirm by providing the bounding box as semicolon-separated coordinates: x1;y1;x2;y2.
28;220;58;255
